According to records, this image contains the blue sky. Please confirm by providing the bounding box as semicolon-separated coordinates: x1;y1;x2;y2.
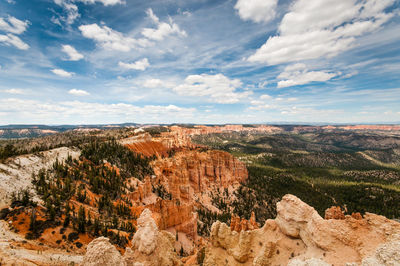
0;0;399;124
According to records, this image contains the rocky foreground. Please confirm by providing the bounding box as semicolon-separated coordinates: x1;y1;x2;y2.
81;194;400;266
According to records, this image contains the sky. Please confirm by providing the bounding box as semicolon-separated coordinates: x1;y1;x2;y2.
0;0;400;125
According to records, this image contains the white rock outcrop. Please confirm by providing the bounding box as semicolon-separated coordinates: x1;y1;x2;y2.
204;194;400;266
82;237;125;266
361;239;400;266
288;258;331;266
132;208;158;255
83;209;182;266
125;209;182;266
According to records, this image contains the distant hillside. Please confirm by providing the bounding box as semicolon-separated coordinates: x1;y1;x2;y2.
0;123;139;139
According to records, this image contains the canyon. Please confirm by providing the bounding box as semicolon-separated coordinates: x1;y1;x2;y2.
120;128;248;253
0;125;400;265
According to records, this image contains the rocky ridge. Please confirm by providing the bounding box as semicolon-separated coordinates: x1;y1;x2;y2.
82;194;400;265
203;194;400;266
0;147;80;209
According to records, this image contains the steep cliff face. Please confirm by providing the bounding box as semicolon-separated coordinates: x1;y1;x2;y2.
121;133;171;157
146;150;247;252
166;125;283;137
204;194;400;266
152;150;248;199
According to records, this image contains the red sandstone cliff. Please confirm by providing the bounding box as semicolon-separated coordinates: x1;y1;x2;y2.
120;128;249;253
152;150;247;199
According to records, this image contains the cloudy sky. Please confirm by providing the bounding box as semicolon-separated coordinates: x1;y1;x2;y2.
0;0;400;125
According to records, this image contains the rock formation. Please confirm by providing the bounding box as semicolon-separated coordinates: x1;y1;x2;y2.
82;237;125;266
324;206;345;220
361;238;400;265
288;258;331;266
83;209;182;266
122;131;248;253
122;133;171;158
230;212;259;232
203;194;400;266
152;150;248;198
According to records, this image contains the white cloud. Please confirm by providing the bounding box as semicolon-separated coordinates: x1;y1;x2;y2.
173;74;251;104
248;0;396;65
0;15;29;34
68;89;89;96
61;44;84;61
79;9;185;52
0;98;195;124
51;68;74;77
2;88;25;94
53;0;80;25
249;94;300;110
77;0;124;5
143;78;163;88
234;0;278;23
0;15;30;50
79;23;150;51
142;8;187;41
142;78;175;89
260;94;272;100
0;34;29;50
277;63;338;88
53;0;124;25
118;58;149;71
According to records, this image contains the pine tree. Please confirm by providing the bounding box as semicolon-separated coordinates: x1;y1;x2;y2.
77;206;86;233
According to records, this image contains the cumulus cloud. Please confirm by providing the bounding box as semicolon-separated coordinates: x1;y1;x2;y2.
51;68;74;77
0;34;29;50
0;15;29;34
173;74;251;104
62;44;84;61
142;8;187;41
277;63;338;88
234;0;278;23
79;23;150;51
119;58;149;70
248;0;396;65
68;89;89;96
0;98;195;124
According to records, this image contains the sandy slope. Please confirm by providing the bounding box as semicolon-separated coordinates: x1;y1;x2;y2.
0;220;83;265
